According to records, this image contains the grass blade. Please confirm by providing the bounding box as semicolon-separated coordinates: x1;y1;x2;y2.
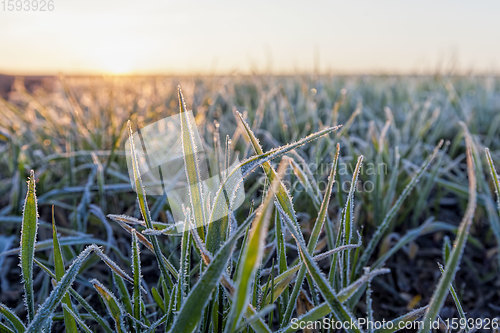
224;160;286;333
374;306;427;333
27;245;98;332
208;112;341;246
418;126;477;332
264;243;362;305
0;322;14;333
131;229;142;329
277;205;363;333
274;209;288;316
190;210;272;333
178;87;207;234
169;200;254;333
485;148;500;214
67;288;113;333
107;216;178;277
91;279;126;333
61;304;93;333
127;121;173;284
282;144;340;325
235;111;305;243
32;257;113;333
371;221;455;270
358;140;443;272
279;268;389;333
440;238;467;324
20;170;38;322
0;304;26;333
341;155;363;287
177;209;191;309
145;314;168;333
113;273;133;327
438;263;466;326
51;207;78;333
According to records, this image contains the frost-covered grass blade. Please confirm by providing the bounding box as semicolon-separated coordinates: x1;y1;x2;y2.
20;170;38;322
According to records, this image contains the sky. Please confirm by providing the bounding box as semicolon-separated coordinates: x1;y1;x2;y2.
1;0;499;75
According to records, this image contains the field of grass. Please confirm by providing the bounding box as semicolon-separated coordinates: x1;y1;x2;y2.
0;74;499;332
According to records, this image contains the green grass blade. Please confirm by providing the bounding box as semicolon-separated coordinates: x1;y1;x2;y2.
418;128;477;333
274;209;289;317
92;247;141;291
20;170;38;322
288;151;337;249
0;322;14;333
233;305;275;333
91;279;126;333
51;207;78;333
208;112;340;248
235;111;305;243
151;287;165;313
485;148;500;214
32;256;113;333
282;144;340;325
113;273;133;321
164;283;177;331
277;205;363;333
279;268;389;333
438;263;466;324
170;201;254;333
237;112;340;323
223;161;285;333
0;303;26;333
131;229;142;328
358;140;443;272
264;243;362;305
106;214;173;231
190;210;271;333
127;121;173;284
373;306;427;333
178;87;207;235
27;244;98;332
177;211;191;309
145;314;168;333
67;288;114;333
107;216;178;277
1;236;124;259
61;304;93;333
468;134;500;266
440;237;467;323
342;155;363;287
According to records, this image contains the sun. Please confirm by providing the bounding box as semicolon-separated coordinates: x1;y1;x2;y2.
94;43;136;75
105;59;133;75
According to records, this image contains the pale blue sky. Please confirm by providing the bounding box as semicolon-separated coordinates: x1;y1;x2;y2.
1;0;499;74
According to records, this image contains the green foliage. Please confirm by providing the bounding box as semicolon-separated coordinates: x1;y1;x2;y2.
51;207;78;333
20;170;38;322
91;279;126;333
0;76;498;332
418;125;478;332
485;148;500;214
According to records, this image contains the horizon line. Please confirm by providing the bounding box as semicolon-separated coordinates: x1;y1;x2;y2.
2;68;500;78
